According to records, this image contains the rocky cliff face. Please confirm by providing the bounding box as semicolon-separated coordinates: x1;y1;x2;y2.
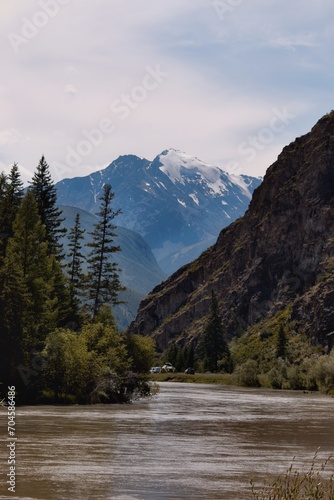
128;112;334;352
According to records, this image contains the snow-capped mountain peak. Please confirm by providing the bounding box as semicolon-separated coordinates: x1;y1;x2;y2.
55;149;262;274
156;148;257;199
158;149;221;185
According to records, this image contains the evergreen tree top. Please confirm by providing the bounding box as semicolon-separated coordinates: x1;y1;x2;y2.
8;163;24;197
29;156;66;257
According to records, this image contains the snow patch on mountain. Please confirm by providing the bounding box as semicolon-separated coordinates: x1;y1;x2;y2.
177;198;187;207
189;193;199;205
159;149;239;198
227;173;253;200
159;148;221;182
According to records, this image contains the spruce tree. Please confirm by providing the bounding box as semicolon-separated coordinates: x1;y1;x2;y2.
200;290;232;373
0;245;25;387
29;156;66;257
185;343;195;369
167;343;178;367
6;163;23;220
49;256;71;328
175;346;185;372
0;172;7;196
4;191;64;353
276;324;287;358
0;168;24;387
67;213;86;319
0;172;8;261
86;184;124;318
0;165;23;261
0;190;71;398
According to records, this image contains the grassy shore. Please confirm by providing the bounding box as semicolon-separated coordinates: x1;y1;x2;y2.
150;372;235;385
150;372;334;395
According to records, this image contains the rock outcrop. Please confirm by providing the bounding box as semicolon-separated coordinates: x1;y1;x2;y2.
128;112;334;352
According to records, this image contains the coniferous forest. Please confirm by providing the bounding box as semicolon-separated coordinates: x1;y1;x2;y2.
0;157;155;404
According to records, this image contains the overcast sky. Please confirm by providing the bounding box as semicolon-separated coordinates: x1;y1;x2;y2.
1;0;334;184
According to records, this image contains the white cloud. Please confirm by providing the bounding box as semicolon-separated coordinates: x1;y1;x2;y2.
64;84;77;95
1;0;334;184
270;34;318;50
0;129;22;146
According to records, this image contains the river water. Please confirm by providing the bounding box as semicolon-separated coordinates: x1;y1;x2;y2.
1;382;333;499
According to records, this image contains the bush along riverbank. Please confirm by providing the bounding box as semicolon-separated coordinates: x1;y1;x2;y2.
13;312;157;405
150;349;334;396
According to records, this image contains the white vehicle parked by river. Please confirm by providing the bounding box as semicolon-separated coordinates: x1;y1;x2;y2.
161;363;176;373
149;367;161;373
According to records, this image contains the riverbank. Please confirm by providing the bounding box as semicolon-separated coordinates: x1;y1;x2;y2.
150;372;235;385
150;372;334;396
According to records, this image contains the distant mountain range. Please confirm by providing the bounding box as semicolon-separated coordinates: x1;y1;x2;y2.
56;149;262;274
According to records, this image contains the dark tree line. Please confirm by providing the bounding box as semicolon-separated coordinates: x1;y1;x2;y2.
165;292;232;374
0;157;154;403
199;291;232;373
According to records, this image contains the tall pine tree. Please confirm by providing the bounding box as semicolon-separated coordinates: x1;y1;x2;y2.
6;191;52;348
86;184;124;318
29;156;66;257
67;213;86;321
3;191;69;354
276;324;287;358
0;172;7;197
0;167;24;386
6;163;24;225
0;164;23;261
199;290;232;373
0;242;25;387
0;172;8;262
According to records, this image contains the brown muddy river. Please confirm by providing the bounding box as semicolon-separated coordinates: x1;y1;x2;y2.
1;382;333;499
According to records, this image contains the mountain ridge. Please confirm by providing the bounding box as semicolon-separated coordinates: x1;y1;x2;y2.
55;149;262;273
128;112;334;354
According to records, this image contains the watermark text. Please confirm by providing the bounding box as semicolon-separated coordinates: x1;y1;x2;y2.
7;386;16;494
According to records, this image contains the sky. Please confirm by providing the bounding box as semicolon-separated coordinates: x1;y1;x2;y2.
1;0;334;184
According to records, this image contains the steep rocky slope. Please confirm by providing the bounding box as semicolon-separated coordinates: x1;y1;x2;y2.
128;112;334;353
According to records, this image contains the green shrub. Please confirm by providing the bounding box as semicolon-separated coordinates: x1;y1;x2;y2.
313;351;334;393
42;329;92;401
267;358;288;389
299;357;319;391
287;365;305;390
126;334;156;374
42;323;154;403
234;359;260;387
